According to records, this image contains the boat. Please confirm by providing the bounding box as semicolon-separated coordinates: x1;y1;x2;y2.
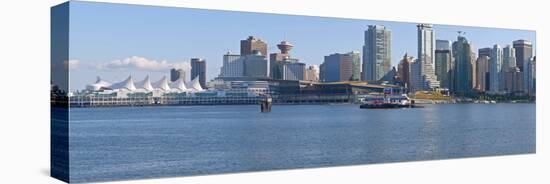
359;94;422;109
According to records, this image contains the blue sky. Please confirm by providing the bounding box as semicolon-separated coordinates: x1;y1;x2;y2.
67;1;536;91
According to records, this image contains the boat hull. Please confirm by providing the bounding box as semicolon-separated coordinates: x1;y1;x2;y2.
359;103;421;109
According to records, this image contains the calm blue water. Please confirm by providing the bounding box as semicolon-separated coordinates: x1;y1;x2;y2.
69;104;535;182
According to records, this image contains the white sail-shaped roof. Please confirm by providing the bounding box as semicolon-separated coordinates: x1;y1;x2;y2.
86;76;111;91
152;76;171;91
169;76;188;92
188;76;204;91
135;75;154;91
109;76;137;91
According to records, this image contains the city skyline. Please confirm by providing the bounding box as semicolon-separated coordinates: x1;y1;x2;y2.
68;1;536;91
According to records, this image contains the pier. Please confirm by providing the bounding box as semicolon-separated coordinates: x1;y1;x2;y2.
68;94;374;107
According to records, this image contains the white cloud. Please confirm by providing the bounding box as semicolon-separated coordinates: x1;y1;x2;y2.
65;59;80;70
95;56;190;72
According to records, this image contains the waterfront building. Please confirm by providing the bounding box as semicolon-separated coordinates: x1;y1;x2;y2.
489;45;503;93
169;75;188;91
305;65;319;82
135;75;154;91
397;54;414;88
210;77;301;97
109;76;137;91
435;40;453;89
205;80;271;97
75;75;405;107
85;75;204;94
414;24;440;92
241;36;267;57
475;56;490;92
243;50;269;78
226;81;270;97
320;52;355;82
170;68;186;82
300;81;404;97
152;76;171;91
220;52;243;77
85;76;111;91
451;35;474;94
191;58;206;89
363;25;391;81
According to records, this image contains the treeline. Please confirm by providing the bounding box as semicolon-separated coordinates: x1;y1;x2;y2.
454;92;535;102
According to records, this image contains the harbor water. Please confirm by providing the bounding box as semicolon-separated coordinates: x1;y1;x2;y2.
68;103;535;182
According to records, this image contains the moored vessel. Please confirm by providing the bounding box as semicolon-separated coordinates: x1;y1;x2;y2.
359;93;422;109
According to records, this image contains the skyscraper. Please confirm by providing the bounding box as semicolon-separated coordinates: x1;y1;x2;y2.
267;40;306;81
270;41;299;80
502;45;517;92
476;55;490;92
477;47;492;91
170;68;186;82
503;45;517;71
513;39;533;72
349;51;361;81
489;45;503;93
435;40;452;89
478;47;492;58
452;35;474;94
413;24;440;92
241;36;267;57
190;58;206;89
243;50;268;78
270;42;289;79
397;54;414;88
320;53;355;82
436;40;452;51
363;25;391;81
220;52;243;77
471;51;477;90
504;67;523;94
410;58;422;92
282;62;305;81
513;39;534;93
525;56;536;96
